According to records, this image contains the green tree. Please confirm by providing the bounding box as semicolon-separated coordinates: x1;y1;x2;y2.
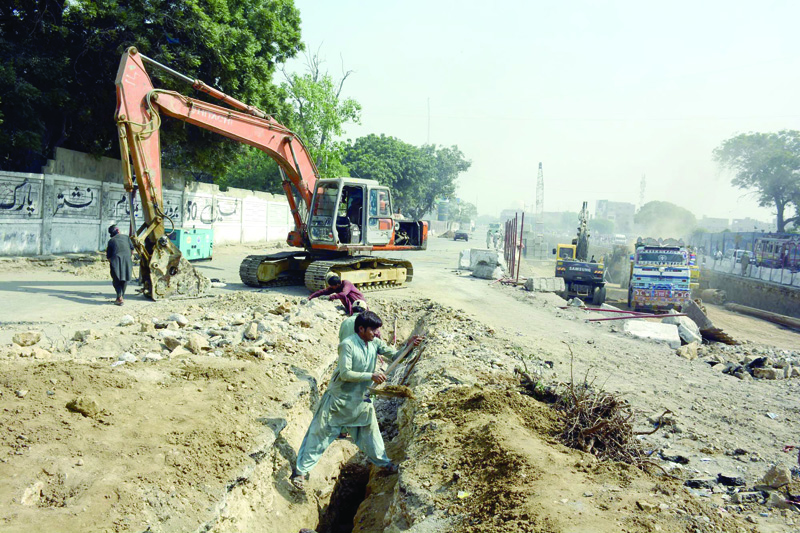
449;201;477;224
713;131;800;232
343;134;471;220
281;49;361;178
634;201;697;238
0;0;303;174
217;147;283;193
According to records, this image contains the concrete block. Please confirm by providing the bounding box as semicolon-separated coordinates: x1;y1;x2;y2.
623;320;681;349
469;249;502;270
661;312;702;344
458;249;471;270
472;264;504;280
524;277;566;293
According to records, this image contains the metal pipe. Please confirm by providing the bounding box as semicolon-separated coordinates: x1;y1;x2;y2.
139;53;195;85
516;212;525;283
586;313;688;322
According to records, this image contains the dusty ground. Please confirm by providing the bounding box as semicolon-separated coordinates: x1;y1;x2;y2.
0;235;799;532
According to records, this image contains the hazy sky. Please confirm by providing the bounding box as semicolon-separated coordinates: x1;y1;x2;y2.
284;0;800;223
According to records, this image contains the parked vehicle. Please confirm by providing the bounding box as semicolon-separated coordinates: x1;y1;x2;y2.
454;230;469;242
626;240;691;312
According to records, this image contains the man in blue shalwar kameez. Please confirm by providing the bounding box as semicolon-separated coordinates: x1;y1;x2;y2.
291;311;420;491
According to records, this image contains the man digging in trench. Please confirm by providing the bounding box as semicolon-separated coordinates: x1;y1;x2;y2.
291;311;421;491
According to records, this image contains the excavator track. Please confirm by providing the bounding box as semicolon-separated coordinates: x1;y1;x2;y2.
239;252;307;288
304;256;413;292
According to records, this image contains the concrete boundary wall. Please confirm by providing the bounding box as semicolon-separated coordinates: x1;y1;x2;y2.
0;165;292;256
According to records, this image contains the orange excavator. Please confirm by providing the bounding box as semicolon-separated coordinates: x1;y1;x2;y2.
115;47;427;300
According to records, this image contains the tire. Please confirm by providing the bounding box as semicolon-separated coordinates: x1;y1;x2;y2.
465;237;469;241
592;285;606;305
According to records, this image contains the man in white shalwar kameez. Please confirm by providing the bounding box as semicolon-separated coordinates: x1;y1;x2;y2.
291;311;420;491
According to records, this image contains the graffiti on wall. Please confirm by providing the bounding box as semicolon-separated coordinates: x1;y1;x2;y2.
0;177;41;218
105;190;143;225
185;196;214;226
215;197;240;223
54;182;100;218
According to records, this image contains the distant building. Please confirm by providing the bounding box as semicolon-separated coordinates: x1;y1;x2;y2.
730;217;774;232
500;209;534;222
700;216;729;233
595;200;635;234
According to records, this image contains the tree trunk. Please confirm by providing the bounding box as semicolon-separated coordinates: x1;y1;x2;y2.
776;200;786;232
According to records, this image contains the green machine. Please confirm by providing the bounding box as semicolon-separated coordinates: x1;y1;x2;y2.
167;228;213;261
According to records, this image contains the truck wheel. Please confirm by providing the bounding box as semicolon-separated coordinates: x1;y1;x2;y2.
592;286;606;305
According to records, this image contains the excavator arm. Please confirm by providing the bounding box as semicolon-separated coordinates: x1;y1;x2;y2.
114;47;320;299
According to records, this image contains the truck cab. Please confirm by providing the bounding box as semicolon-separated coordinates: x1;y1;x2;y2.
627;245;691;311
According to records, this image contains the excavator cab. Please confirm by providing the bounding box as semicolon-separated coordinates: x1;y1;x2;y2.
308;178;394;248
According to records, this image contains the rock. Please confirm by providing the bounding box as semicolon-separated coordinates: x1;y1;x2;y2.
66;396;101;418
168;314;189;328
185;333;211;354
210;281;227;288
12;331;41;347
468;249;504;271
243;322;260;341
15;390;27;398
20;481;44;506
169;346;192;358
30;346;52;359
163;337;182;351
684;479;715;489
792;367;800;378
753;367;782;380
72;329;98;342
731;492;764;504
118;315;135;327
118;352;137;363
568;297;585;307
676;342;699;360
717;473;746;486
524;277;566;293
270;302;293;316
623;321;682;349
158;329;180;339
661;312;702;344
766;491;796;509
760;465;792;488
636;500;658;512
299;320;312;328
139;322;155;334
142;352;163;362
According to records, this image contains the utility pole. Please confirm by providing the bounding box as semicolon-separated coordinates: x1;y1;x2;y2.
639;174;646;210
535;162;545;259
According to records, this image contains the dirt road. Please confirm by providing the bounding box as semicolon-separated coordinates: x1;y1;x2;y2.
1;235;799;532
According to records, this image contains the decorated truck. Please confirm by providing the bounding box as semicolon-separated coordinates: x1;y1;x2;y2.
626;239;691;312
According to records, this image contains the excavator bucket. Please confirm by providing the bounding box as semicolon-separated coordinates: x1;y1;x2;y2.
142;239;211;300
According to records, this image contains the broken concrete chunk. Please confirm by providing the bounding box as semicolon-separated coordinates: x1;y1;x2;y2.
12;331;41;347
20;481;44;506
662;311;702;344
524;277;566;293
243;322;260;340
457;249;471;270
168;313;189;327
760;464;791;488
118;315;135;327
471;264;504;280
163;337;182;351
623;321;681;349
185;333;211;354
676;342;699;360
753;367;781;380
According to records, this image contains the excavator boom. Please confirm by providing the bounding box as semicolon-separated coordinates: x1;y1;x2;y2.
114;47;320;299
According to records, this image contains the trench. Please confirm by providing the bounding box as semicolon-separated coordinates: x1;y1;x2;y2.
315;463;371;533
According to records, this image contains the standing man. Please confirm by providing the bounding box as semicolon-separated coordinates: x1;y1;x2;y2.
486;229;492;249
106;224;134;306
291;311;421;491
740;251;750;276
308;274;365;316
